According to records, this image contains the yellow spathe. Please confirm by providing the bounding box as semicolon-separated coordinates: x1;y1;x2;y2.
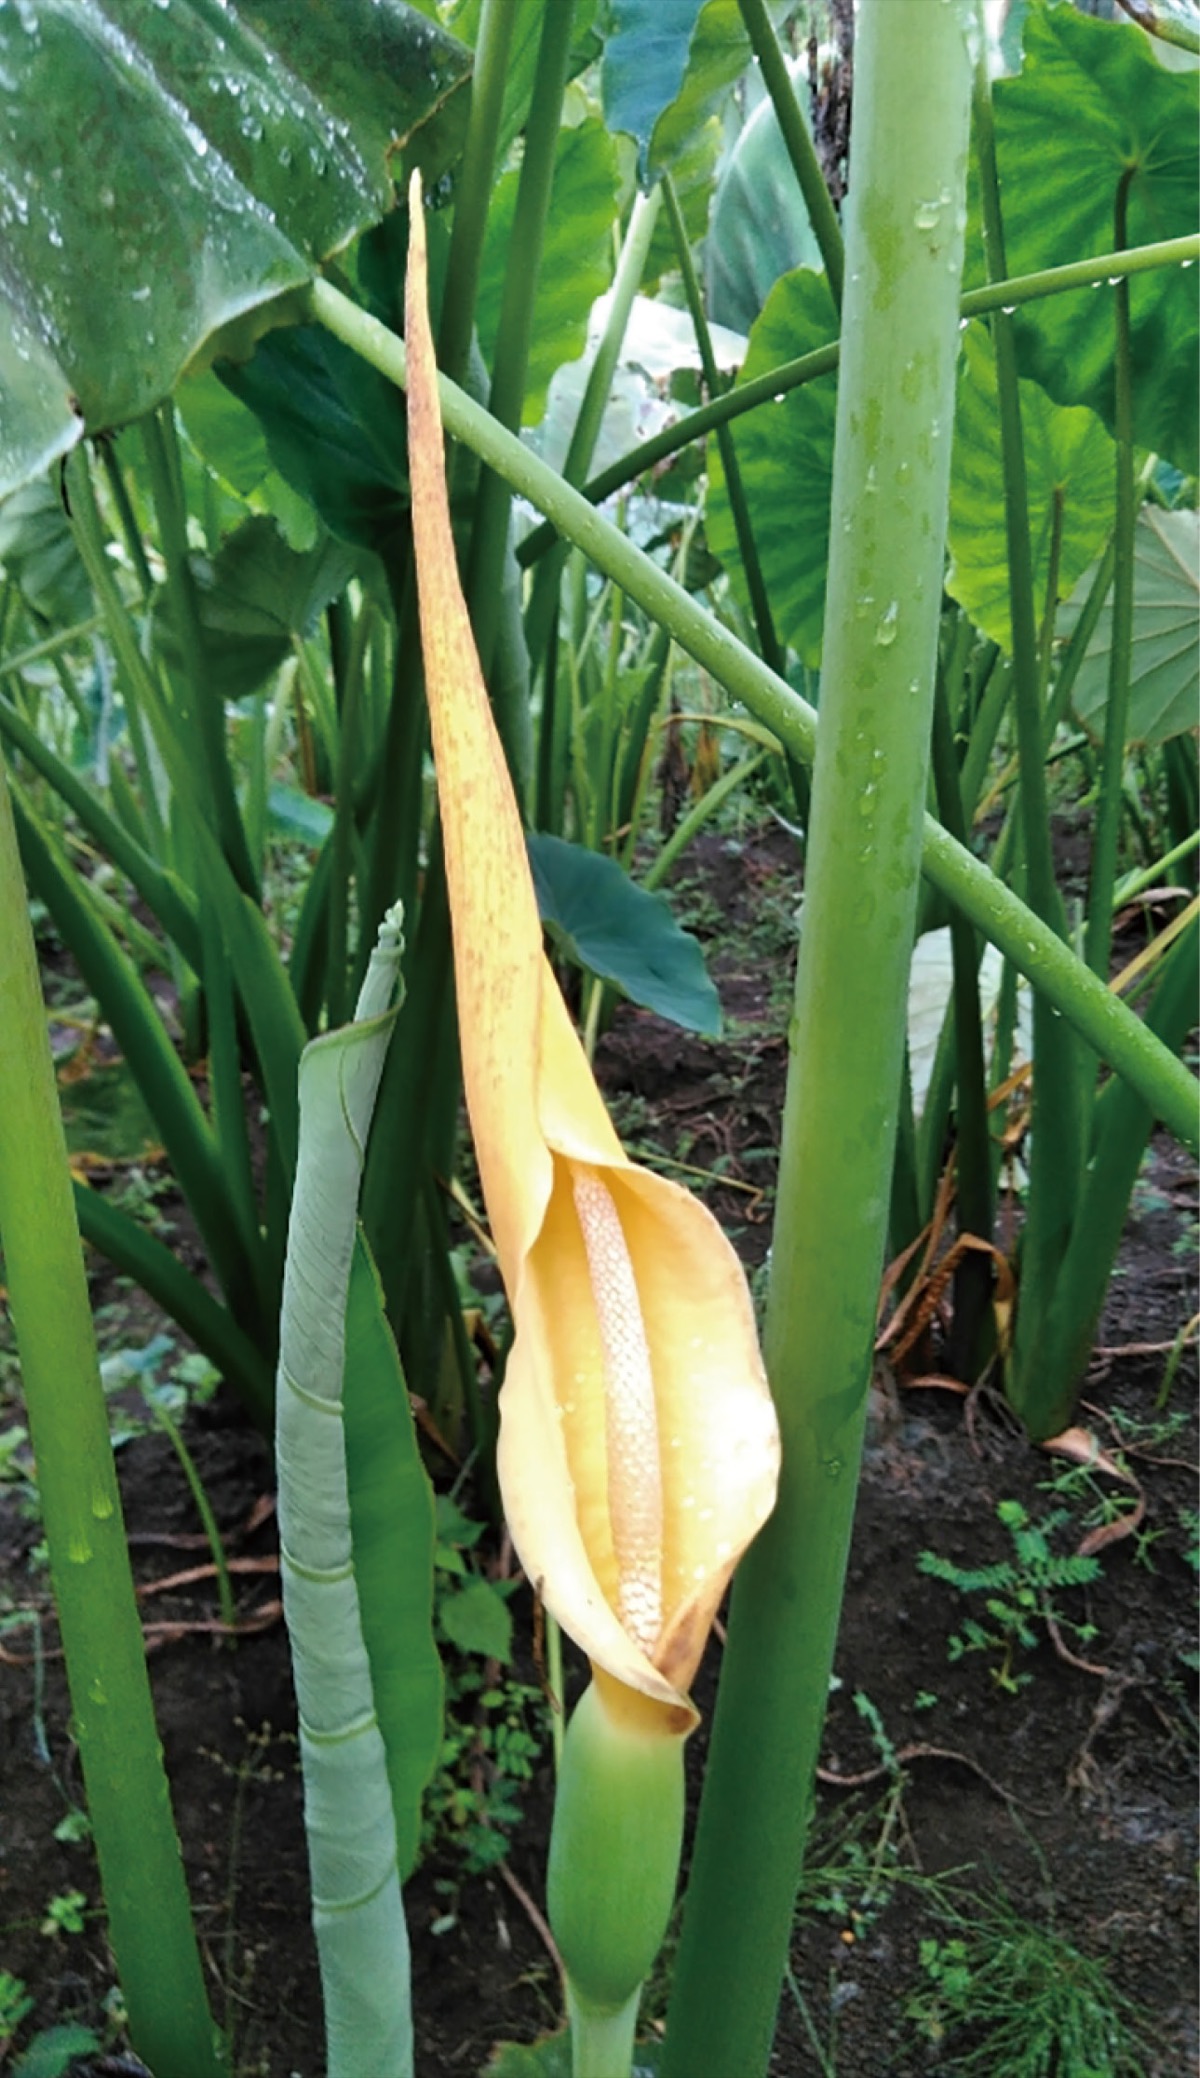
405;175;780;1737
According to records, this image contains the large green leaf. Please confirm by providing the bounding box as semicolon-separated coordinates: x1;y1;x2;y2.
706;267;840;667
475;117;621;427
0;477;93;626
1064;507;1199;748
947;324;1116;651
528;831;721;1036
0;0;471;499
968;0;1199;473
706;62;822;334
153;516;361;701
601;0;748;180
218;323;411;549
344;1235;442;1881
177;368;320;550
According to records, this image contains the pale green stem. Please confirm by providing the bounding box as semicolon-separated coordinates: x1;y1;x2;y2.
566;1986;641;2078
304;277;1199;1149
663;7;974;2071
1115;827;1200;905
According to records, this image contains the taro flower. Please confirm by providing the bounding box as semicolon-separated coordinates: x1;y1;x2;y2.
404;176;780;1745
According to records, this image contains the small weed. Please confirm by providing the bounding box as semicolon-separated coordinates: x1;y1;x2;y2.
796;1691;912;1941
0;1971;34;2043
904;1890;1150;2076
39;1889;88;1937
918;1500;1101;1692
52;1808;91;1845
906;1934;974;2047
1037;1458;1163;1570
422;1496;548;1889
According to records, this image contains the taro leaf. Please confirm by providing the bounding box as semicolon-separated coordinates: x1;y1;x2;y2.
642;0;756;278
0;476;92;627
706;60;822;334
601;0;749;182
268;782;335;846
706;267;840;667
153;516;361;701
968;0;1199;473
528;832;721;1037
438;1577;513;1664
947;325;1115;652
218;324;410;549
1063;507;1199;748
908;928;1030;1122
475;117;621;427
0;0;471;500
177;368;319;551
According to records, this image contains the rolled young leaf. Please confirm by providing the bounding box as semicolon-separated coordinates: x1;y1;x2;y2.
276;906;419;2078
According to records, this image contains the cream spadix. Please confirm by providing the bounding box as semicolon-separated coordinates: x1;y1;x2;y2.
404;170;780;1736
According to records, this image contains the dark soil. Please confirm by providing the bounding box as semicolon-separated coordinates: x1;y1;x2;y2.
1;824;1196;2078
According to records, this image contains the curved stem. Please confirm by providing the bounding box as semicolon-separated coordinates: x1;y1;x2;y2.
516;233;1200;565
304;276;1199;1154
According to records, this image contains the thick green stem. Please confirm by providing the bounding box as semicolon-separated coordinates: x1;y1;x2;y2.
1084;175;1137;983
437;0;519;389
304;281;1199;1152
736;0;845;305
0;743;223;2078
662;9;972;2072
464;0;576;710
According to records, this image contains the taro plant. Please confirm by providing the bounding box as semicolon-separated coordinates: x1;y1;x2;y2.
0;2;1196;2076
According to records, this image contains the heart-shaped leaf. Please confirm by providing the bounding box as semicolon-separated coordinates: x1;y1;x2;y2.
1063;507;1199;748
947;325;1115;651
967;0;1199;473
706;267;840;667
0;0;470;498
706;61;822;334
528;832;721;1036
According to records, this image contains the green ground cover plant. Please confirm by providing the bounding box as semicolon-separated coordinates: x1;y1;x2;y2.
0;2;1195;2074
